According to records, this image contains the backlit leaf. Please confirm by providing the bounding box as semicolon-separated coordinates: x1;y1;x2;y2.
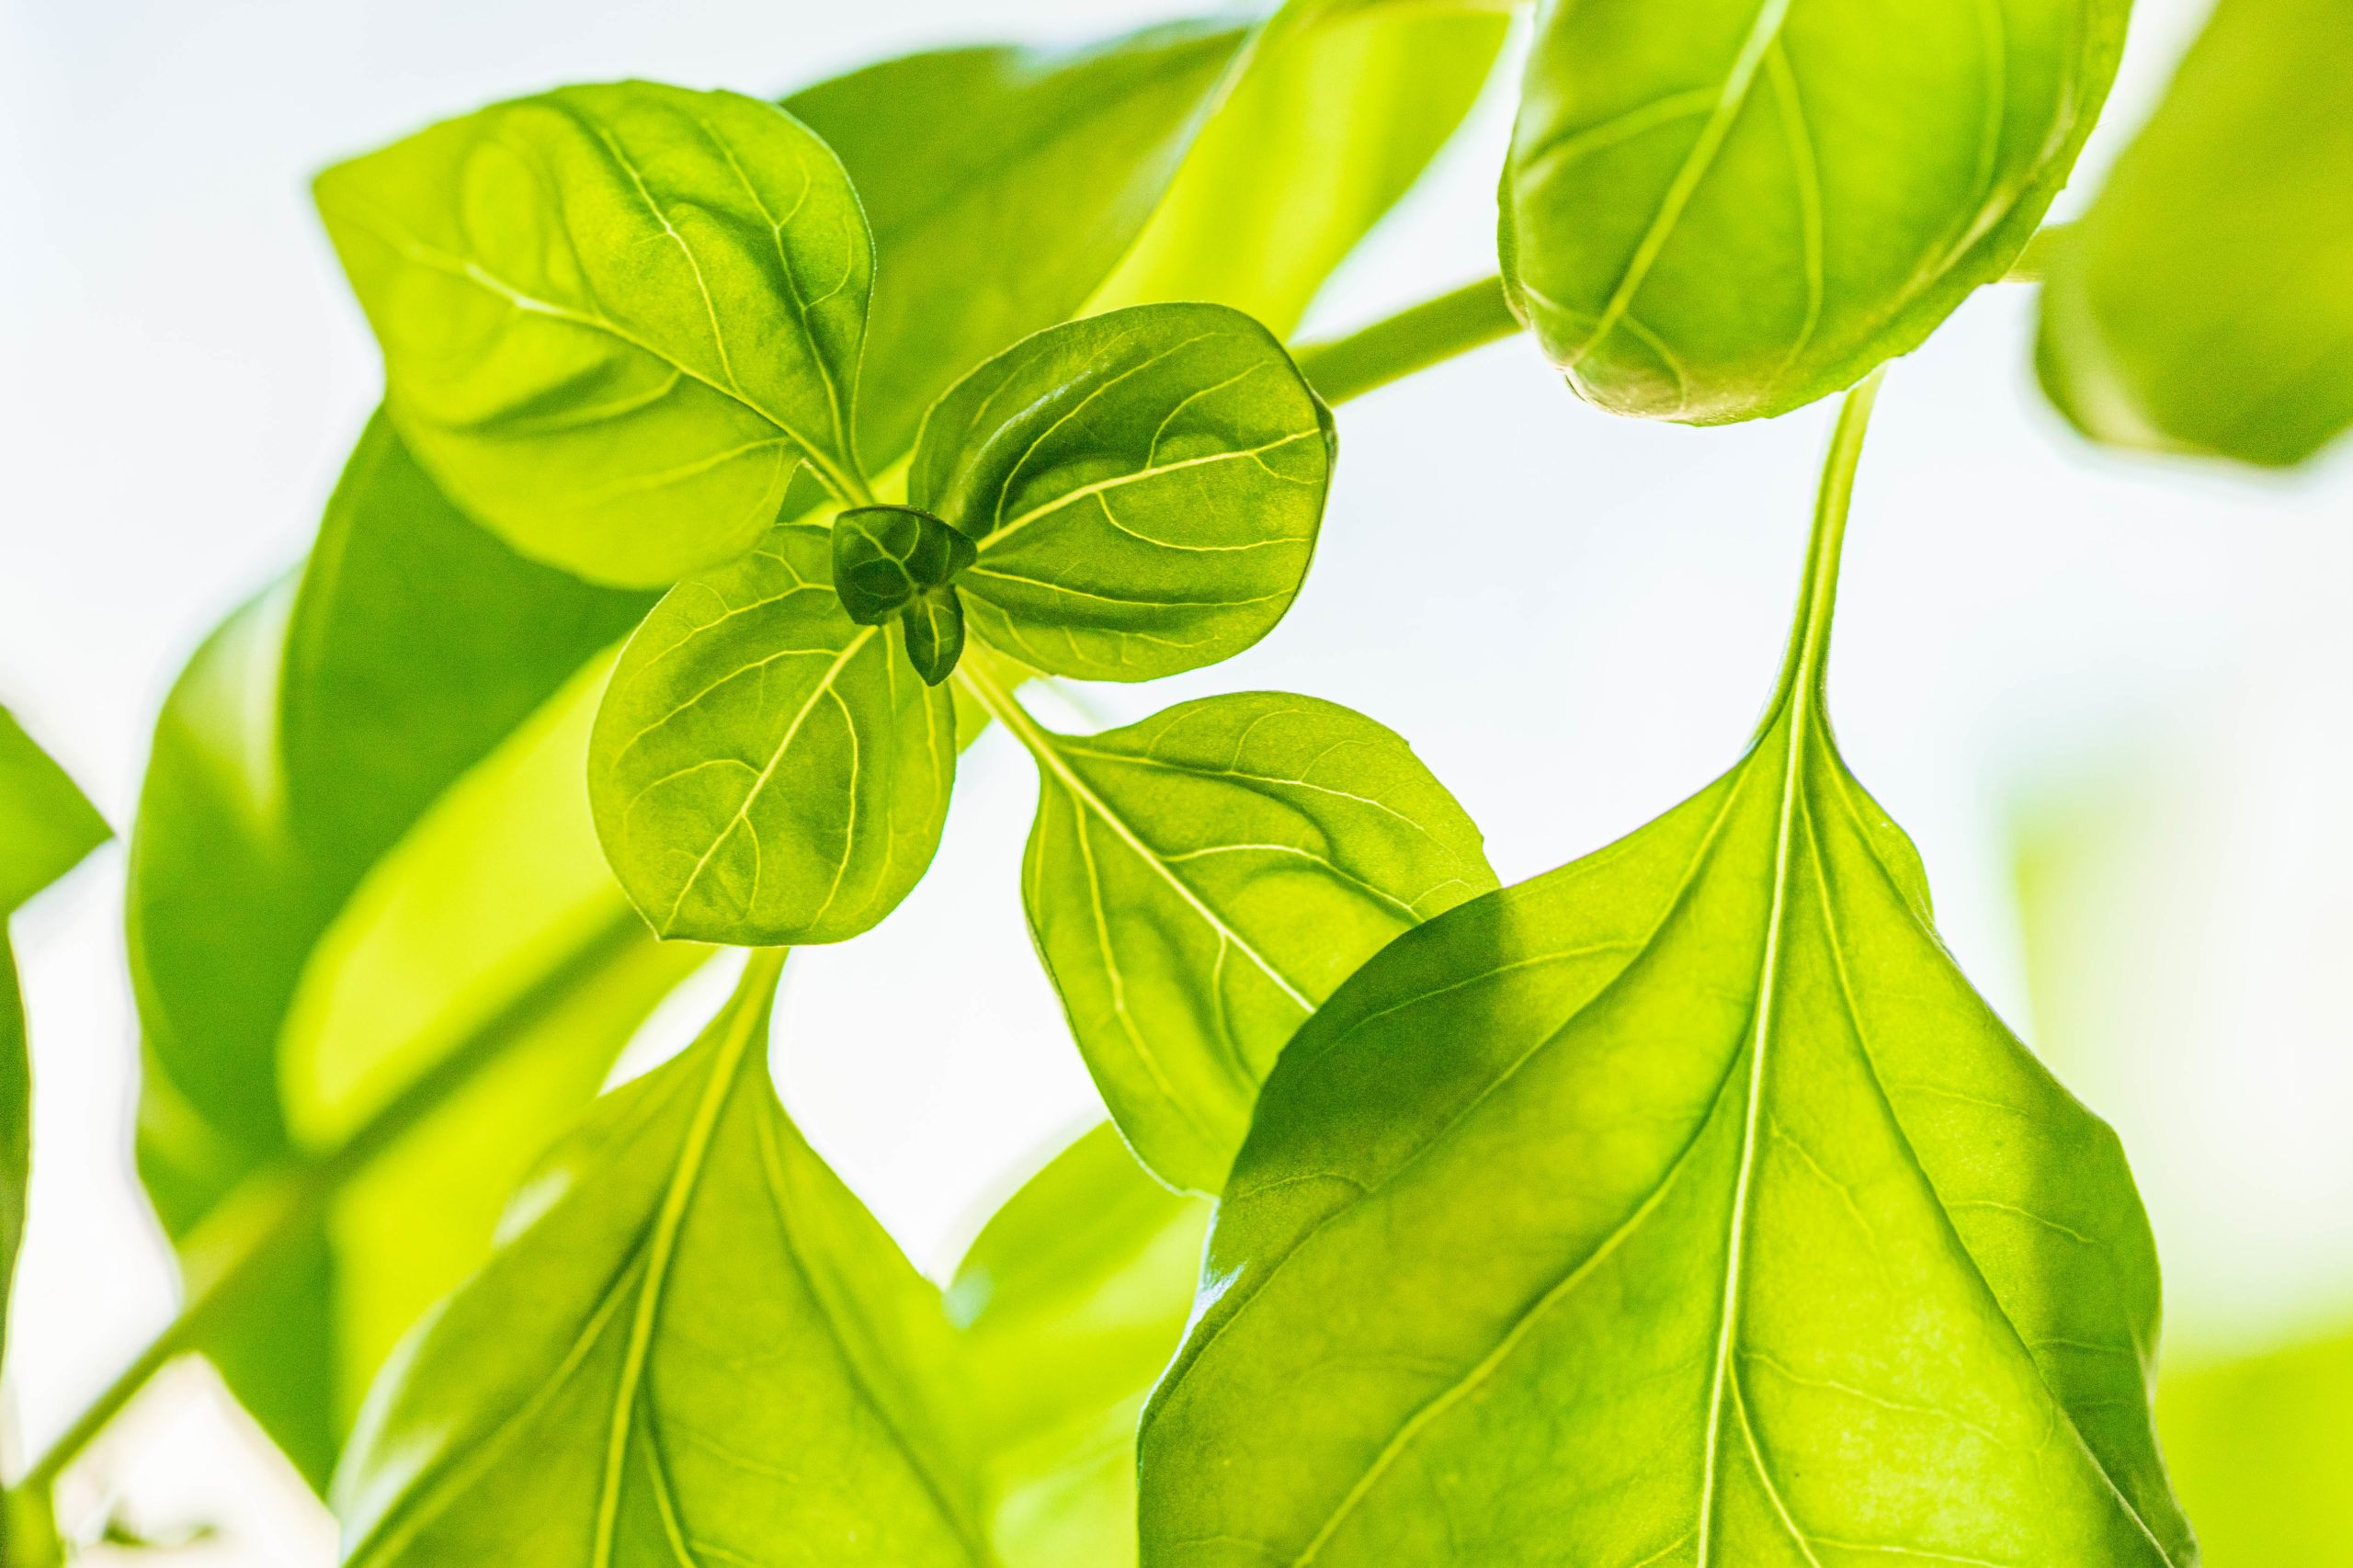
335;950;994;1568
589;522;958;945
2037;0;2353;467
1139;378;2196;1566
1501;0;2126;423
981;686;1495;1194
317;83;872;585
914;303;1334;683
2158;1326;2353;1566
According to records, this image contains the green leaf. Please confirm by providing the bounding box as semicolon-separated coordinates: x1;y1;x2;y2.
979;684;1495;1194
128;415;660;1484
2037;0;2353;467
1501;0;2127;423
589;521;958;945
0;707;108;915
1089;0;1508;335
335;949;995;1568
316;82;873;586
949;1122;1210;1568
913;303;1334;683
1138;378;2196;1565
832;506;977;625
785;20;1256;470
2158;1327;2353;1565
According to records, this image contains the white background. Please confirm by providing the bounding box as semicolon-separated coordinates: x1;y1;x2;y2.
4;0;2348;1559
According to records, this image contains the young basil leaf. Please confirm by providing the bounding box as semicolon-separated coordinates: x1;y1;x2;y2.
949;1122;1210;1568
589;522;958;945
787;21;1255;470
316;83;872;586
1501;0;2128;423
335;950;994;1568
903;587;971;688
1090;0;1508;335
1139;381;2196;1566
831;505;976;626
2038;0;2353;467
985;686;1495;1194
129;415;655;1484
913;303;1334;683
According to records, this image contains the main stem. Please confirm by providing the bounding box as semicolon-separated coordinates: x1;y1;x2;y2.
8;907;652;1505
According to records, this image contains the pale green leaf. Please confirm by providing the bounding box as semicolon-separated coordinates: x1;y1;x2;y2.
786;20;1256;469
128;415;659;1484
2158;1327;2353;1566
2037;0;2353;467
588;522;958;945
949;1122;1210;1568
317;83;872;585
914;303;1334;683
1139;381;2195;1566
1501;0;2127;423
335;950;994;1568
989;687;1495;1195
1089;0;1507;335
0;707;108;916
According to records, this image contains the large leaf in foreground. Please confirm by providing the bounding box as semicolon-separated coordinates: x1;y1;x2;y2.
915;303;1333;683
589;522;958;945
129;415;655;1483
318;83;871;585
2038;0;2353;467
1140;380;2195;1566
1501;0;2126;423
976;684;1494;1193
335;950;992;1568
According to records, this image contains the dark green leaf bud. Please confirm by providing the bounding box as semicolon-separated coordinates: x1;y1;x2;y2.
830;505;976;626
900;585;967;687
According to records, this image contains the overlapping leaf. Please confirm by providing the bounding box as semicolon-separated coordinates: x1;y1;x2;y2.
129;415;667;1483
1501;0;2127;423
994;689;1494;1193
915;303;1334;683
589;523;958;946
1139;382;2196;1566
317;83;872;585
2038;0;2353;467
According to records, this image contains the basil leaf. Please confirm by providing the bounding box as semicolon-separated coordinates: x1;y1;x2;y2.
2038;0;2353;466
2159;1327;2353;1564
129;415;655;1483
316;83;872;586
1139;381;2195;1565
787;21;1255;469
949;1122;1210;1567
914;303;1334;683
589;522;958;945
1090;0;1508;335
1502;0;2126;423
996;688;1495;1194
335;951;993;1568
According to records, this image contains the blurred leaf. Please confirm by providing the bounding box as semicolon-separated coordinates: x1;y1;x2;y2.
317;84;872;585
1006;691;1495;1194
1501;0;2126;422
787;19;1255;470
335;951;995;1568
2038;0;2353;466
2159;1327;2353;1566
1089;0;1507;335
589;522;958;945
949;1122;1209;1568
128;415;656;1484
1139;382;2196;1566
915;303;1334;683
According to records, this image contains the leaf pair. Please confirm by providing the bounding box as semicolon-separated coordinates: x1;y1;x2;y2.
335;954;1211;1568
588;301;1336;949
1138;381;2199;1564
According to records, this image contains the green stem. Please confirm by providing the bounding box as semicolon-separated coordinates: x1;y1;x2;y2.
1290;276;1524;406
1760;365;1887;731
8;906;653;1505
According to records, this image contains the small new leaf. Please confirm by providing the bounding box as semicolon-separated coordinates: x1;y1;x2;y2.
903;587;970;688
316;82;872;585
913;303;1333;683
590;523;957;945
832;505;977;623
1139;381;2196;1566
1501;0;2127;423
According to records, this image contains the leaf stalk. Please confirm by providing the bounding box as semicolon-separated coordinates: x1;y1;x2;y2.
1290;275;1525;405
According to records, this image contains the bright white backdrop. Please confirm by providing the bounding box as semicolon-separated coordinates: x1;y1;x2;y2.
4;0;2348;1559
